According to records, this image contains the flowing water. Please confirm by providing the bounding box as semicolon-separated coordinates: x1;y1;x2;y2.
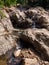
32;21;36;28
7;39;22;65
6;21;36;65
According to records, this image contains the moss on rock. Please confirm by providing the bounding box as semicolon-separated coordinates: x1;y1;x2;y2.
0;10;5;19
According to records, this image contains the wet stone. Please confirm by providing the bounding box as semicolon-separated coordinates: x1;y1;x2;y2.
7;57;22;65
22;58;39;65
14;49;21;57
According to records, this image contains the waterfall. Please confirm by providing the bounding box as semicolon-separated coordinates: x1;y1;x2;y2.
33;21;36;28
32;21;36;28
16;43;21;50
16;39;22;50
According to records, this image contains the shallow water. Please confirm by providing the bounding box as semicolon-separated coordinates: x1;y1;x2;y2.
7;39;22;65
0;39;22;65
7;56;22;65
0;55;7;65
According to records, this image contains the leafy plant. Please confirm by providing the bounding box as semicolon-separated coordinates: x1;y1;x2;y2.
0;0;16;7
0;0;49;8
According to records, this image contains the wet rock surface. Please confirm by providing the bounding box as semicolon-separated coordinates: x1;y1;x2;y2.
0;6;49;65
25;7;49;30
22;58;39;65
7;57;22;65
8;7;33;28
14;49;21;57
20;29;49;61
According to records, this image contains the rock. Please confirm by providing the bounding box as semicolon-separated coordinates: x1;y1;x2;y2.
0;10;16;55
46;63;49;65
0;10;13;31
0;35;16;55
19;48;40;59
16;18;33;28
25;7;49;30
7;56;22;65
22;58;39;65
20;29;49;61
9;7;33;28
14;49;21;57
1;17;13;31
44;61;49;65
1;10;9;18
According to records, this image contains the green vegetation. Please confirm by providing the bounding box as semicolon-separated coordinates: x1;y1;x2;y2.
27;0;49;8
16;0;49;8
0;11;5;18
0;0;49;8
0;0;16;7
0;0;28;7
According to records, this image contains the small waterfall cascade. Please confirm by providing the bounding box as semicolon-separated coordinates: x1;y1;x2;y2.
32;21;36;28
16;39;22;50
33;21;36;28
7;40;22;65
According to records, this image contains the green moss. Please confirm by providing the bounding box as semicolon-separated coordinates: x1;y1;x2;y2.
0;10;5;18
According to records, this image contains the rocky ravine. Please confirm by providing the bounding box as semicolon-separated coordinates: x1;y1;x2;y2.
0;6;49;65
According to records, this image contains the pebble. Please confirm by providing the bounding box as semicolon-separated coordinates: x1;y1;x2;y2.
14;49;21;57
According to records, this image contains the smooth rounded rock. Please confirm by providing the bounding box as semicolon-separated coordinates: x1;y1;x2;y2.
14;49;21;57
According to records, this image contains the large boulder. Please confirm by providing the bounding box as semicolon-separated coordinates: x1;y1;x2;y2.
0;10;16;55
20;28;49;61
25;7;49;30
0;10;13;31
22;58;39;65
8;7;33;28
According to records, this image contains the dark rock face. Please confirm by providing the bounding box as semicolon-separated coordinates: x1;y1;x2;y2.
9;7;49;29
8;7;49;29
25;7;49;30
20;29;49;61
9;7;33;28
